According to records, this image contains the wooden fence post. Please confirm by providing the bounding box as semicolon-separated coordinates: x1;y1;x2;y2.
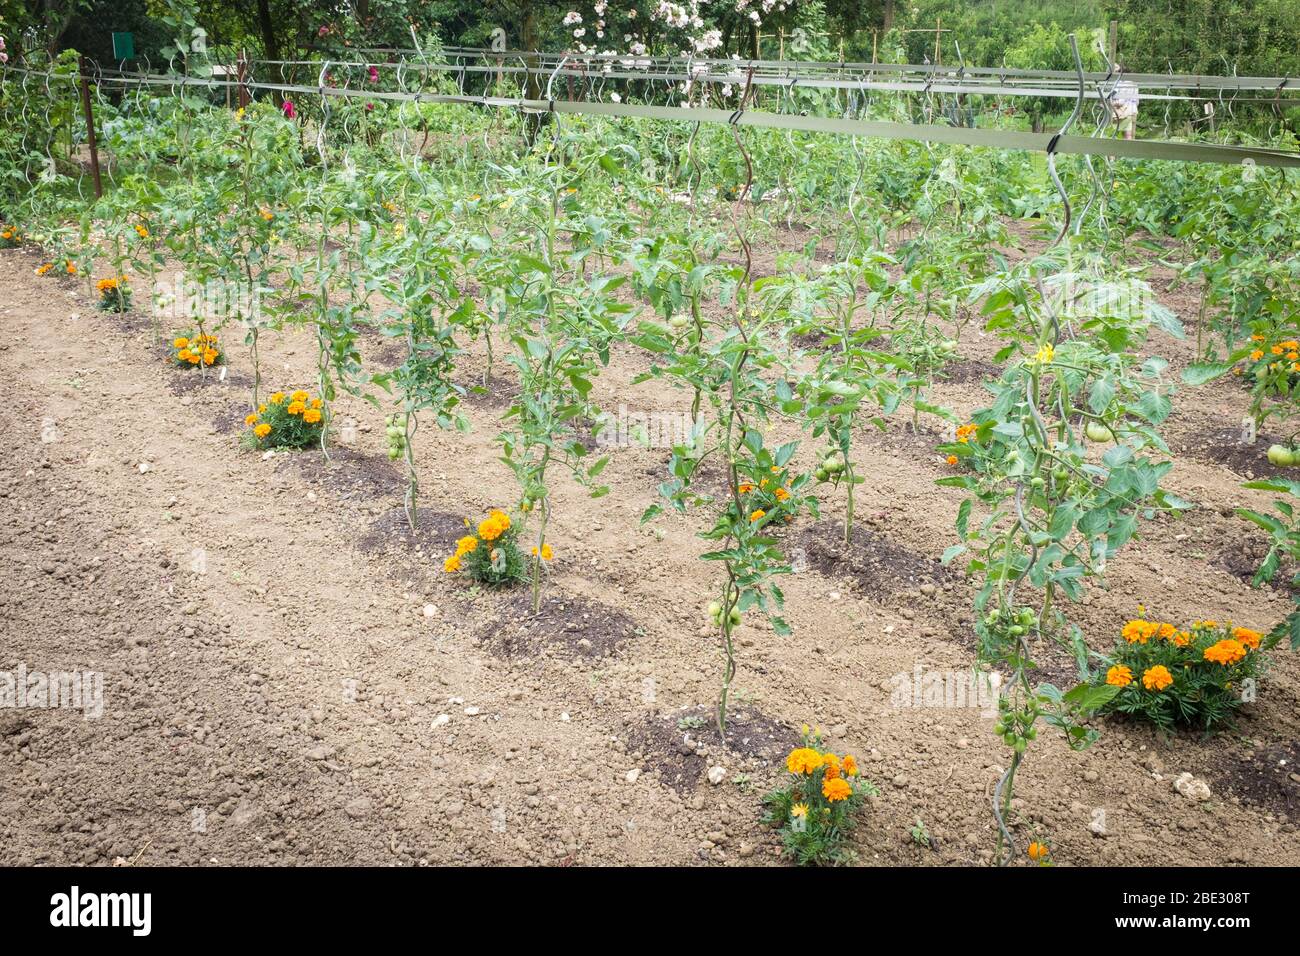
77;56;103;199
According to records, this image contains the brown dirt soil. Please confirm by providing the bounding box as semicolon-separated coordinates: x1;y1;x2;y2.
1;223;1297;868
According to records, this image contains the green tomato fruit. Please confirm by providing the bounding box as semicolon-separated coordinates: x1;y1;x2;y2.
669;314;689;330
1085;421;1115;443
706;601;722;620
1267;444;1294;467
814;468;829;482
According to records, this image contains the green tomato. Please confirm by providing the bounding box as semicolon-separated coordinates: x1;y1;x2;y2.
728;608;742;626
814;468;829;482
1267;444;1294;467
1085;421;1115;443
668;314;689;330
706;601;722;620
387;447;401;460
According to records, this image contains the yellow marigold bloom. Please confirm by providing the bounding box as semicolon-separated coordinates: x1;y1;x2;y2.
174;337;189;349
66;263;77;275
1170;630;1191;647
443;554;461;573
1232;627;1261;650
135;224;149;238
254;423;271;438
1027;841;1049;861
291;390;309;403
310;398;322;409
1106;664;1133;688
202;348;218;365
258;404;267;414
821;754;841;779
1271;345;1285;355
36;263;53;275
1204;639;1246;666
244;413;258;426
791;803;808;819
822;777;852;802
477;510;510;542
1250;349;1265;361
531;543;554;561
186;352;200;364
1250;334;1265;342
1156;622;1177;640
287;401;305;416
749;509;766;522
773;487;789;501
177;348;194;362
270;392;285;404
842;755;858;777
946;454;958;465
1141;665;1173;691
786;747;822;775
455;536;478;556
738;482;755;493
302;408;322;424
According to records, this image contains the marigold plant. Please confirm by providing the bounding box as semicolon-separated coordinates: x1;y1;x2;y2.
1093;617;1278;731
171;333;224;369
243;390;325;450
762;727;876;866
0;225;20;248
95;276;132;313
442;510;530;587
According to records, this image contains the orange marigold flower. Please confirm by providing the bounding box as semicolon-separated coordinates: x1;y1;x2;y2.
773;487;789;501
821;754;841;779
1027;841;1049;861
291;390;309;403
842;754;858;777
253;423;271;438
822;777;852;802
1106;664;1133;688
455;536;478;556
1250;349;1265;361
1141;665;1173;691
738;482;755;493
1204;639;1246;666
286;401;305;416
749;509;766;522
1121;620;1158;644
244;414;258;426
791;802;808;819
946;454;958;465
443;554;461;573
786;748;822;775
270;392;285;404
302;408;322;424
173;337;189;349
1232;627;1261;650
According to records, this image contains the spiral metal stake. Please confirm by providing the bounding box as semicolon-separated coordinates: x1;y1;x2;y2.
1044;35;1085;249
990;33;1087;868
314;59;333;462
